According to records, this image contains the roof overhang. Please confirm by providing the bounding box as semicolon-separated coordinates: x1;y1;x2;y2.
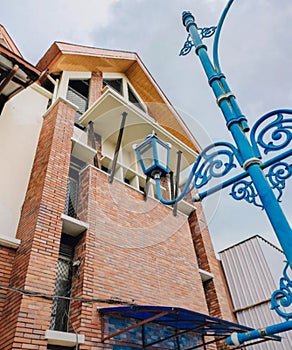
0;44;41;113
99;305;276;348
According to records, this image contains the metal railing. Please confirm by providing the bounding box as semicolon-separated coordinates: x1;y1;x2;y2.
50;256;72;331
64;177;79;219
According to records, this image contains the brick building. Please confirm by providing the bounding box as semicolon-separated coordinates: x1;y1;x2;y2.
0;25;251;349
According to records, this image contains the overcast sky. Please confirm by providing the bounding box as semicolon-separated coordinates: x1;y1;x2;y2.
2;0;292;253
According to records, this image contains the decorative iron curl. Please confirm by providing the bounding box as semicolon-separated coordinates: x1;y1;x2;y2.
266;162;292;202
198;26;217;39
250;109;292;158
271;261;292;321
179;26;217;56
179;34;194;56
190;141;240;190
230;180;263;208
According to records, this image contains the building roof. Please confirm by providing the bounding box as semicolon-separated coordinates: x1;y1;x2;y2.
37;41;201;152
0;25;41;113
218;234;284;254
0;24;22;57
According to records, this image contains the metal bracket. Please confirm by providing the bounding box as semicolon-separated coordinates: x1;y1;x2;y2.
179;26;217;56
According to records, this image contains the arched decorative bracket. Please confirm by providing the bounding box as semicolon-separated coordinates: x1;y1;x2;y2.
190;141;240;191
151;141;241;206
271;261;292;321
230;180;263;209
250;109;292;158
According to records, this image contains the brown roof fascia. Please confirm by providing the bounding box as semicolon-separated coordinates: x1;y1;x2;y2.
36;42;63;72
0;24;23;57
37;41;137;72
0;44;41;77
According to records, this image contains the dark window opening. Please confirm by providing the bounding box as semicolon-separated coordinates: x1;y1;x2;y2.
124;178;130;185
64;156;86;219
41;73;61;94
66;79;90;126
50;234;79;332
127;84;145;112
47;345;75;350
101;165;110;174
103;78;123;95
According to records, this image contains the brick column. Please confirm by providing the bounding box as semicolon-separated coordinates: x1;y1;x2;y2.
88;71;103;107
0;98;77;349
188;203;236;323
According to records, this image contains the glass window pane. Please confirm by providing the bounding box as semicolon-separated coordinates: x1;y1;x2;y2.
140;143;154;170
156;142;168;168
103;79;123;95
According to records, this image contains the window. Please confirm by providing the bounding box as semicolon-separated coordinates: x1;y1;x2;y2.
66;79;89;125
127;84;145;112
103;78;123;95
102;75;146;112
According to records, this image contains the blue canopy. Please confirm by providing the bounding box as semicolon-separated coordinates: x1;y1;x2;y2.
99;305;280;348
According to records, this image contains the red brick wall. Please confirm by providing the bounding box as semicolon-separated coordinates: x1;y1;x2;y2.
0;99;76;349
68;166;209;349
189;203;236;322
0;246;16;315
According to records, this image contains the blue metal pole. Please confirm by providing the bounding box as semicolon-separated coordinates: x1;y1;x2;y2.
182;12;292;267
226;321;292;346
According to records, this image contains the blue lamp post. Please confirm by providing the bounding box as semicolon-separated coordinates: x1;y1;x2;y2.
135;0;292;346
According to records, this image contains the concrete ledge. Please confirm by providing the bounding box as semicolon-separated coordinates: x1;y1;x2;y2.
199;268;214;282
0;234;21;249
45;330;85;346
61;214;89;236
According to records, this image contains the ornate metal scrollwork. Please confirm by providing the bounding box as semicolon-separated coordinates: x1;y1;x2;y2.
230;180;263;208
271;261;292;321
190;142;240;190
266;162;292;202
198;26;217;39
250;109;292;158
179;34;194;56
180;26;217;56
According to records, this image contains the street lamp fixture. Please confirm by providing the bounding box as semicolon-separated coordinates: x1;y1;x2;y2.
134;132;171;179
135;0;292;346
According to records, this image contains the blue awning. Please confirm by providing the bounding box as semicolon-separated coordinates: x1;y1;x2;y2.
99;305;280;348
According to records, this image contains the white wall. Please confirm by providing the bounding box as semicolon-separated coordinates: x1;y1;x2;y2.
0;85;49;239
